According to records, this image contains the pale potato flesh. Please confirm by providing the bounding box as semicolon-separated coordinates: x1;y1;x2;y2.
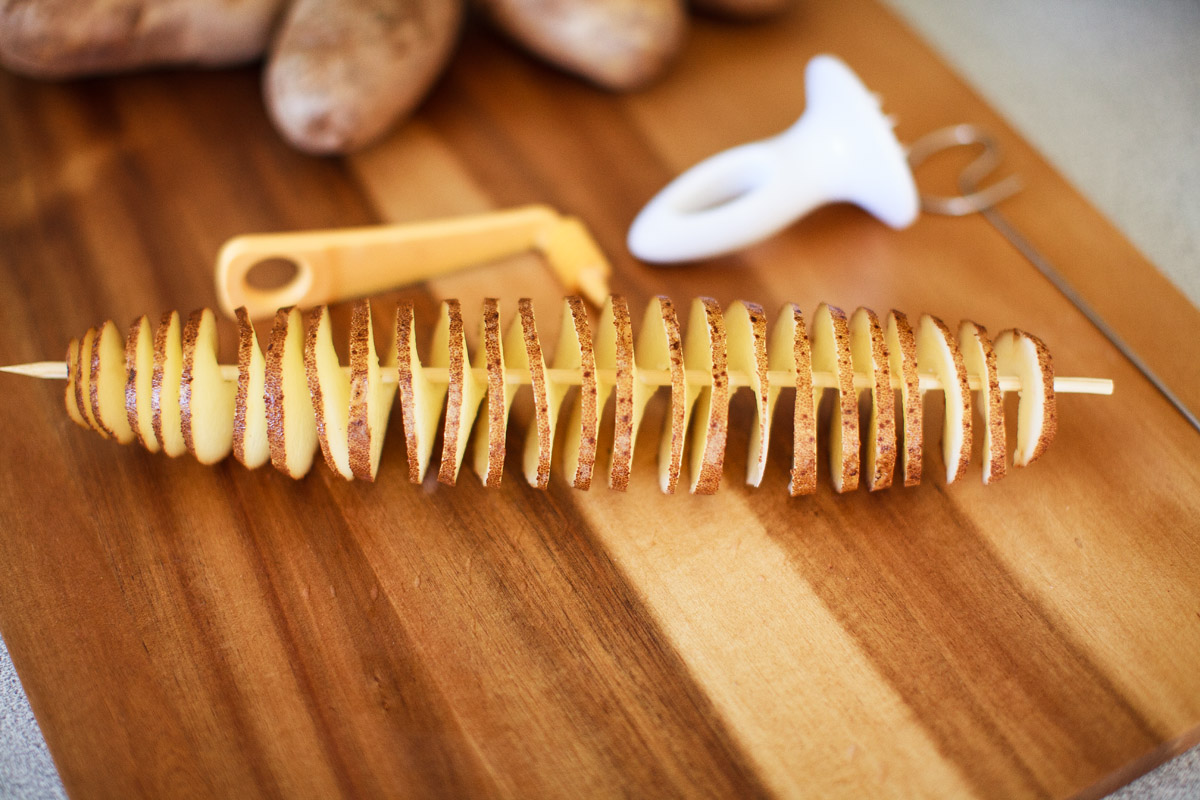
234;308;270;469
682;297;728;495
850;307;896;491
959;321;1005;484
125;316;160;452
916;314;972;484
470;299;510;487
769;303;816;496
885;310;922;487
266;306;318;478
435;300;485;486
181;309;235;465
305;306;353;479
64;338;89;430
811;303;858;493
725;301;770;487
553;297;598;490
151;312;187;457
347;301;396;481
91;320;136;443
594;296;638;491
76;327;106;436
995;329;1057;467
396;301;448;483
57;297;1069;492
639;297;684;494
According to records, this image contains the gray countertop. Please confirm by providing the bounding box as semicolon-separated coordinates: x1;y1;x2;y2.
2;1;1198;797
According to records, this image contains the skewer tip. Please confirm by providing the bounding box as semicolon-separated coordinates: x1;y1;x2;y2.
0;361;67;379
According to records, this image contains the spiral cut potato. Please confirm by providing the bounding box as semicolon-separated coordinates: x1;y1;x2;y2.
61;296;1063;495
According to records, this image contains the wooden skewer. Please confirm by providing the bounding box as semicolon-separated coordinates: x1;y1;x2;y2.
0;361;1114;396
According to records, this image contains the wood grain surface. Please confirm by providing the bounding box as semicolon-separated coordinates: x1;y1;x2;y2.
2;2;1199;798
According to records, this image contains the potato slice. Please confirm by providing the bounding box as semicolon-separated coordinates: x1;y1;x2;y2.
594;296;638;491
151;311;187;457
396;301;447;483
347;301;396;481
75;328;107;436
304;306;354;479
87;320;136;444
959;321;1006;483
726;301;770;487
470;298;510;487
514;299;554;489
886;311;922;487
436;300;485;486
64;338;89;430
265;306;317;478
233;307;270;469
770;303;816;496
811;303;858;492
916;314;972;484
641;297;685;493
682;298;729;495
995;329;1057;466
554;297;598;490
180;309;235;465
124;316;159;452
850;307;896;491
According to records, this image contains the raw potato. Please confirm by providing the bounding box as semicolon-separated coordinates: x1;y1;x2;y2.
850;307;896;491
54;296;1082;493
811;303;858;493
124;315;160;452
916;313;971;484
550;297;598;490
473;0;686;91
886;310;922;487
180;308;235;465
64;338;88;430
347;301;397;481
0;0;285;79
395;301;448;483
994;329;1056;467
151;311;187;457
233;307;269;469
592;295;637;490
76;328;106;436
959;320;1005;484
769;303;815;496
682;297;728;495
91;320;136;443
265;0;462;154
725;301;769;487
265;306;318;478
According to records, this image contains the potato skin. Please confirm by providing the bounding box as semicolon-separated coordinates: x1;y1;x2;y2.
265;0;462;155
473;0;686;91
0;0;285;78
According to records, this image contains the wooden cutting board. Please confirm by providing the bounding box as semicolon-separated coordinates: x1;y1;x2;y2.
2;2;1198;798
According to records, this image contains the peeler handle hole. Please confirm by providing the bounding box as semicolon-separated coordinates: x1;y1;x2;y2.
244;257;302;291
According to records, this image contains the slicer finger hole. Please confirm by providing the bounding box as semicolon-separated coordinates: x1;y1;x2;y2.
245;257;302;291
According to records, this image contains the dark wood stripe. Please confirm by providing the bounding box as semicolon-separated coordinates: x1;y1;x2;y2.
227;469;498;798
332;439;774;798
